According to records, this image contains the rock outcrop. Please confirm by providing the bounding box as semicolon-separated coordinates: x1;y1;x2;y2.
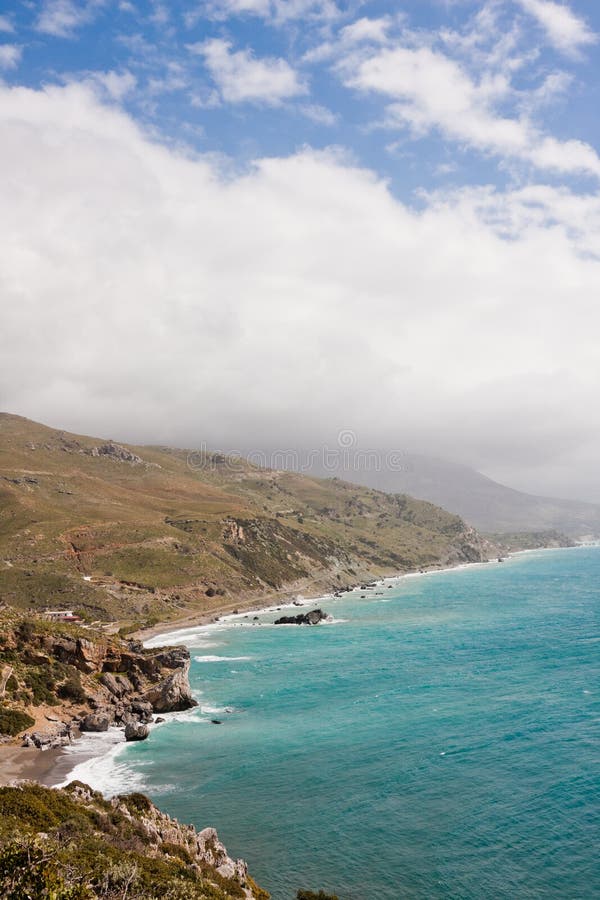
274;608;329;625
0;616;197;747
0;781;268;899
143;658;197;712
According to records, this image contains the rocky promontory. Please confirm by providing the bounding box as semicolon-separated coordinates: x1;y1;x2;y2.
0;613;196;749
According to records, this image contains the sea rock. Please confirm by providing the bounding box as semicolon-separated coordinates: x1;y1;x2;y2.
80;712;111;732
274;608;328;626
124;722;149;741
143;660;197;713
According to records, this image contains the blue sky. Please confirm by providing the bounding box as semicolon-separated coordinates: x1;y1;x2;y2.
1;1;600;501
3;0;600;199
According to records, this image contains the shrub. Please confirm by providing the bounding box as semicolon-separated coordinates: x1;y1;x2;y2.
0;837;92;899
0;707;35;736
118;792;153;815
57;672;86;704
24;670;57;706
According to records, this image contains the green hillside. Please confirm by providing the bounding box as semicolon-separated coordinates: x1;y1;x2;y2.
0;414;489;630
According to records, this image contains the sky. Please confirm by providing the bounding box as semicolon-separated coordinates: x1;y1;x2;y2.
1;0;600;501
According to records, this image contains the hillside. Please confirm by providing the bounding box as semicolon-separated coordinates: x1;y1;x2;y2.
0;780;268;899
0;414;490;630
310;453;600;538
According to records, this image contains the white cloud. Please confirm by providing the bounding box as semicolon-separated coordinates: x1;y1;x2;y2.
0;44;22;70
340;16;393;45
190;38;307;105
36;0;104;38
300;103;338;125
0;15;14;33
87;70;137;100
516;0;596;57
342;43;600;179
200;0;339;23
1;81;600;497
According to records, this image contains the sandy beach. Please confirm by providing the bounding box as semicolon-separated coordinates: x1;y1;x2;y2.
0;744;65;786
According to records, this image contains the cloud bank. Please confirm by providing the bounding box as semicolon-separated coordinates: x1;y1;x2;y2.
1;82;599;499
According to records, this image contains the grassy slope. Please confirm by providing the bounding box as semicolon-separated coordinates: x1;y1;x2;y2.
0;414;488;629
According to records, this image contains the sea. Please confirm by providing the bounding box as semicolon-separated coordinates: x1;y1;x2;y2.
60;546;600;899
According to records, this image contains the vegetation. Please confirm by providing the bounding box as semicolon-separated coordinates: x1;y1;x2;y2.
485;530;576;553
0;707;35;736
0;782;268;899
0;413;487;629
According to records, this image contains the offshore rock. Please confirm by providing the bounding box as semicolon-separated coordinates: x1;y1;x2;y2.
124;721;149;741
274;608;328;625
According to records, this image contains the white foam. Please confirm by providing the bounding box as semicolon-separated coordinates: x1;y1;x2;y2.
193;654;252;662
54;729;140;796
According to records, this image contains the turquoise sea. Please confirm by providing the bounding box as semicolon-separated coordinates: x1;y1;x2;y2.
75;547;600;899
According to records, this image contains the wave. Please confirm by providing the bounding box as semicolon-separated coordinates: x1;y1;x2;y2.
54;729;142;796
193;654;253;662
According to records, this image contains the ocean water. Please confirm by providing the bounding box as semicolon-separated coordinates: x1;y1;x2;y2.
72;548;600;899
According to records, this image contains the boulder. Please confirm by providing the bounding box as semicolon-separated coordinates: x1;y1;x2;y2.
130;700;154;722
80;713;111;732
124;722;149;741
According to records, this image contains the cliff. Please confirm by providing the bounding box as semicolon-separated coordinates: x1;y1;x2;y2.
0;780;269;898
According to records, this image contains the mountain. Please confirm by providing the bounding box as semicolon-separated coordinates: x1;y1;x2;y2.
315;453;600;538
0;414;490;630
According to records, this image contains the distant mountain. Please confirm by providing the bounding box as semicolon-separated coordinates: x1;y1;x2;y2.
315;453;600;538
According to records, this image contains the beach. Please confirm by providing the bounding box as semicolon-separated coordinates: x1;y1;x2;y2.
0;744;64;786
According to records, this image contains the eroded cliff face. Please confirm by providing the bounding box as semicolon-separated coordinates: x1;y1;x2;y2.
0;615;196;748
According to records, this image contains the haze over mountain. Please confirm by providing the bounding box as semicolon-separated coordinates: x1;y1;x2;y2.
298;453;600;538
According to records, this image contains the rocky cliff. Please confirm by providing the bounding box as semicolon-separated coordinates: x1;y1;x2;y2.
0;612;196;749
0;780;269;898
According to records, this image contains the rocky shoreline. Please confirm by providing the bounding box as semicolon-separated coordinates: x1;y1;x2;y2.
0;617;197;756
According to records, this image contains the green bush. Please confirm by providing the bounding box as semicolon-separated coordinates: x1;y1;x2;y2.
118;792;153;815
24;670;58;706
0;838;93;899
0;707;35;737
57;672;86;704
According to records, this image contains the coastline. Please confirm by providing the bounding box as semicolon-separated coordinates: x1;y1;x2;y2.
1;544;583;790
